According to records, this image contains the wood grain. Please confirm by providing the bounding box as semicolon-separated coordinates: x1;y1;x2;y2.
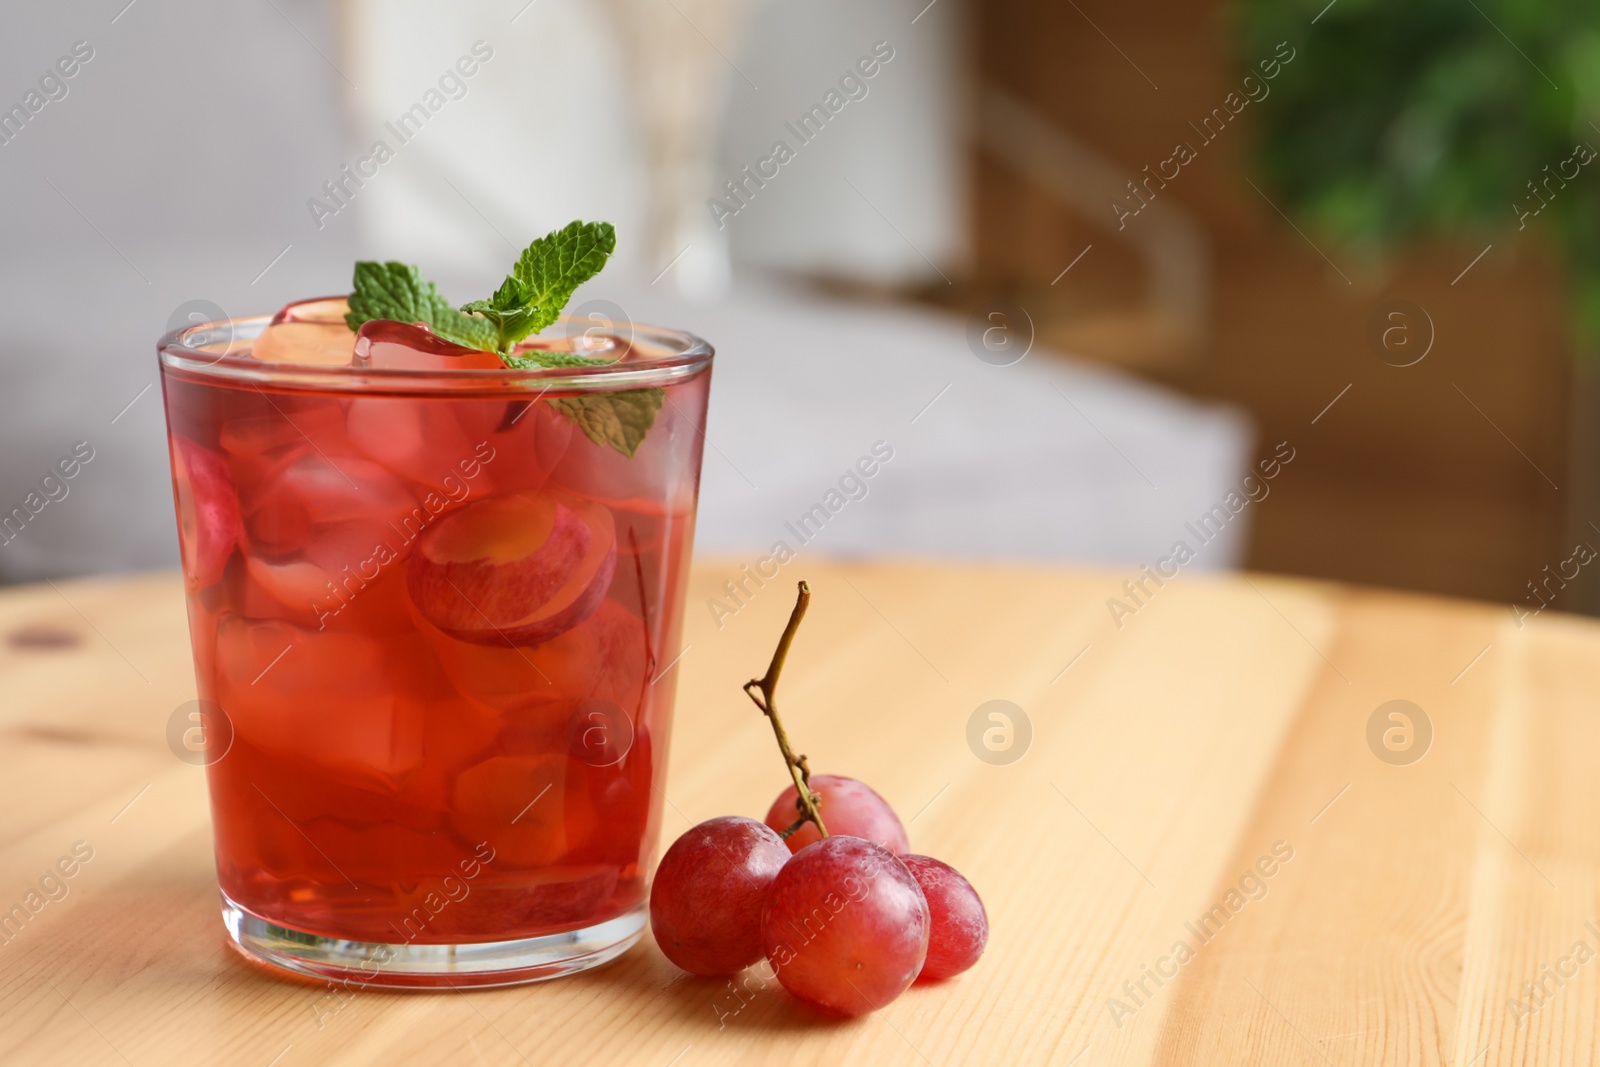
0;562;1592;1065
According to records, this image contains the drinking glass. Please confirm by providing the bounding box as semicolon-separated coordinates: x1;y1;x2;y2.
158;310;711;986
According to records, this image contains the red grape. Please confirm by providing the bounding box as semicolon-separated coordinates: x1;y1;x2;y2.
761;836;929;1016
765;775;909;854
900;855;987;980
650;816;791;975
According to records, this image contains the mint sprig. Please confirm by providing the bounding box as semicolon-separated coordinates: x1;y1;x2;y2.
345;220;661;458
463;220;616;351
345;262;498;351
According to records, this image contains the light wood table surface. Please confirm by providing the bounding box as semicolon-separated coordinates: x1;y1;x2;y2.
0;561;1595;1066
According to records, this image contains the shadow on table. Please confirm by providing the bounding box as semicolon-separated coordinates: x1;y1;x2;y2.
565;941;866;1034
23;827;925;1062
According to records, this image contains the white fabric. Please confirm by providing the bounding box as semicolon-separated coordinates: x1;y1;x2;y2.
601;276;1255;567
716;0;968;285
345;0;652;281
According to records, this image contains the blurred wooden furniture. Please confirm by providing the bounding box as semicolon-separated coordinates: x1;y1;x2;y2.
973;88;1209;371
961;0;1578;607
1;563;1596;1064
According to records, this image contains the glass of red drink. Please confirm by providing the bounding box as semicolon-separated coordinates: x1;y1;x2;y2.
157;301;711;986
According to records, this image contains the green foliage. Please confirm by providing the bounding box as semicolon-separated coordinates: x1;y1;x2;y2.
345;221;659;457
1236;0;1600;339
345;261;498;351
462;221;617;351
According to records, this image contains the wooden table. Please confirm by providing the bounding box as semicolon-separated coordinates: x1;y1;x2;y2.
0;562;1594;1066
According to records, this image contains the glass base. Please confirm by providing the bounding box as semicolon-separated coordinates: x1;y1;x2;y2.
221;891;645;989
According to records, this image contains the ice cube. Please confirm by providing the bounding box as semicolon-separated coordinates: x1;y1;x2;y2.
271;297;349;325
250;296;355;364
243;554;330;616
237;449;432;633
218;403;346;473
399;685;507;815
214;613;425;786
450;754;581;867
251;322;357;366
353;320;504;370
474;401;572;496
347;397;476;489
422;598;646;712
241;452;416;557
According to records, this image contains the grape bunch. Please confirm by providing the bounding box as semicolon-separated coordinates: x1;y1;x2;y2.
649;583;988;1017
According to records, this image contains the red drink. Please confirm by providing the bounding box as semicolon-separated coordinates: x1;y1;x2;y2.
159;302;711;986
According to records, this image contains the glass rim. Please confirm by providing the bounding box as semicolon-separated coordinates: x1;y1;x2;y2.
158;311;713;395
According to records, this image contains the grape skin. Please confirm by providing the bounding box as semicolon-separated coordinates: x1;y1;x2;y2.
650;816;791;975
765;775;909;854
900;854;987;980
760;836;929;1016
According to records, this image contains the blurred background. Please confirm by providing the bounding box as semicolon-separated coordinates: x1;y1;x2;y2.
1;0;1596;615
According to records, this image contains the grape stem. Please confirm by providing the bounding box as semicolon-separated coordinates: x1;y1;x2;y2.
742;581;829;839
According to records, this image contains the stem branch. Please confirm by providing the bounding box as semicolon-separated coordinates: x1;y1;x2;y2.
742;581;828;838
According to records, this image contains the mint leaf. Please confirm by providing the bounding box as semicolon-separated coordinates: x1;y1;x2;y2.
460;276;540;350
505;347;663;458
550;390;664;459
503;348;608;371
347;222;654;458
346;261;497;351
491;220;616;349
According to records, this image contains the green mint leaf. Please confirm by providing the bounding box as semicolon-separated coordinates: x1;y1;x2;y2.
504;347;663;458
502;349;609;371
346;221;651;457
482;220;616;350
346;261;497;351
549;390;664;459
459;276;525;337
